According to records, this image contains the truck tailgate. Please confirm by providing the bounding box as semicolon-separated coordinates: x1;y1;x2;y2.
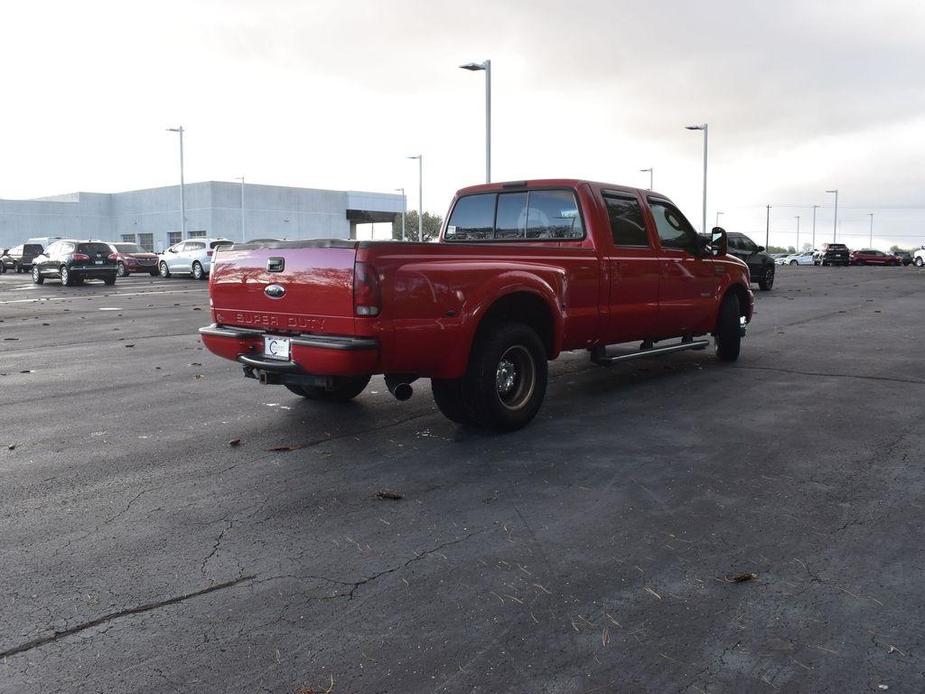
209;241;358;335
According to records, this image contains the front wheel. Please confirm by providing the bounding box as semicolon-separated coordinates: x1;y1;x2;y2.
286;375;371;402
192;261;205;280
789;260;798;266
714;293;742;362
103;274;117;286
60;265;74;286
159;261;171;278
915;257;924;268
117;262;128;277
758;265;774;291
461;322;548;431
31;265;44;284
149;270;159;277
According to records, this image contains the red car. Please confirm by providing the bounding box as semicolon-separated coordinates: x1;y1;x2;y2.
849;249;902;266
200;179;754;430
111;242;160;276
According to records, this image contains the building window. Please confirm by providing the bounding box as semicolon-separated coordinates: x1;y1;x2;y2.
138;233;154;252
188;230;207;239
121;234;136;243
168;232;182;246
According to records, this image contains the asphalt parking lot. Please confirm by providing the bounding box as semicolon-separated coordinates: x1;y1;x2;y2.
1;266;923;693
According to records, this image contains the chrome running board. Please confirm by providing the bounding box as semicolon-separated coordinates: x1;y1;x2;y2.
591;338;710;366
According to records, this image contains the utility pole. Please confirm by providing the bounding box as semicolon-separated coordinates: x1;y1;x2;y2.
868;212;874;247
640;168;654;190
685;123;708;233
459;60;491;183
765;204;771;250
811;204;820;249
715;211;724;227
794;215;800;250
826;189;839;242
166;126;186;237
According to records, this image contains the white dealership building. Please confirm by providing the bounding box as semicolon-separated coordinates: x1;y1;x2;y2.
0;181;403;251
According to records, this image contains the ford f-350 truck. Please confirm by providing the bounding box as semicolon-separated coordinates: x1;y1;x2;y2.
200;179;753;430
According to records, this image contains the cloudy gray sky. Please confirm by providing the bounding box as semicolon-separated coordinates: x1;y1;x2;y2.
2;0;924;248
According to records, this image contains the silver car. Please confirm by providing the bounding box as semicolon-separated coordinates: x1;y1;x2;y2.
158;238;232;280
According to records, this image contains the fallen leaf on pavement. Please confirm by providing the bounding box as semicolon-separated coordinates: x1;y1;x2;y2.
268;445;303;452
376;490;403;501
229;438;241;447
732;573;758;583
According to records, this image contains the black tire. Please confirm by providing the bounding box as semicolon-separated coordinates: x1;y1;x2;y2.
104;274;117;286
460;322;547;431
915;257;923;268
286;375;371;402
714;293;741;362
431;378;471;424
789;260;798;266
60;265;74;286
149;270;159;277
117;262;127;277
31;265;44;285
159;261;171;278
15;263;22;273
757;265;774;291
192;261;205;280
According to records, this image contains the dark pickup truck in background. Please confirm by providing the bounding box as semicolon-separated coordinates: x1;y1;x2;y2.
200;179;754;430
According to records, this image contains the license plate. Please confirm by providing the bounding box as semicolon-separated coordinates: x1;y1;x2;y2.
263;336;290;360
95;260;103;264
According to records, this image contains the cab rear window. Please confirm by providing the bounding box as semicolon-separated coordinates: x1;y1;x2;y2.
445;189;584;242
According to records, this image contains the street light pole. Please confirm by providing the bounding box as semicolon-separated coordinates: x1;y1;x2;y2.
460;60;491;183
715;211;723;227
639;168;653;190
408;155;423;241
794;215;800;250
868;212;874;247
811;204;820;249
685;123;708;233
826;189;839;242
394;187;406;241
166;126;186;237
235;176;245;241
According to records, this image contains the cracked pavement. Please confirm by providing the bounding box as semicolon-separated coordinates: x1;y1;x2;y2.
1;267;923;692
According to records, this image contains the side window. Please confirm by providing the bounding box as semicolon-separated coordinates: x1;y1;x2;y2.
649;199;700;253
603;194;648;247
45;242;60;256
58;242;75;255
495;193;527;239
445;194;496;240
740;237;757;253
187;242;205;252
526;190;584;239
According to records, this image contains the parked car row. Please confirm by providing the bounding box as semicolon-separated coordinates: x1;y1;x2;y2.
764;243;920;267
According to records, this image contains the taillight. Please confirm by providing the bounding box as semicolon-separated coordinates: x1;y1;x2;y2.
73;253;90;261
107;253;118;262
353;262;381;317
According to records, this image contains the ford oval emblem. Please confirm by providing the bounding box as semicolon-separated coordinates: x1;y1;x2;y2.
264;284;286;299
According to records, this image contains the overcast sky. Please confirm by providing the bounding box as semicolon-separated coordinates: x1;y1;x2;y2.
2;0;924;248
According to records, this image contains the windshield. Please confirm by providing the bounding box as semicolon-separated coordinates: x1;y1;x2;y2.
115;243;145;254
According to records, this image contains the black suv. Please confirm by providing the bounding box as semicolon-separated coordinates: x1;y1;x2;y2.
5;243;45;273
727;232;775;290
31;240;118;286
814;243;850;266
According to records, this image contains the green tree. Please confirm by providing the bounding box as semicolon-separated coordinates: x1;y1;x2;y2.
392;210;443;242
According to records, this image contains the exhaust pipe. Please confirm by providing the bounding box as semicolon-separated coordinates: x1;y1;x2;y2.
385;374;415;401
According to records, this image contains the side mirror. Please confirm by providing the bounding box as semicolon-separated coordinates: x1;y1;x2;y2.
757;245;765;253
168;247;177;253
709;227;728;256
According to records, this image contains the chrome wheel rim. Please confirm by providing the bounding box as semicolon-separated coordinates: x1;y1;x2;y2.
32;267;39;281
495;345;535;411
160;262;168;276
61;267;68;283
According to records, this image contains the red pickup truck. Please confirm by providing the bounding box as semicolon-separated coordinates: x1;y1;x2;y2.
200;179;753;430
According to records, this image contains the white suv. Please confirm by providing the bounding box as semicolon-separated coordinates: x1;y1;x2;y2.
914;246;925;268
158;238;232;280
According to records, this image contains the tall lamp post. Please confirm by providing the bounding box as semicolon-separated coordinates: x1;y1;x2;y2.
868;212;874;247
685;123;708;233
811;204;820;249
166;126;186;237
459;60;491;183
235;176;245;241
715;211;724;227
826;189;839;242
794;215;801;251
407;155;423;241
765;204;771;250
394;187;406;241
640;168;654;190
